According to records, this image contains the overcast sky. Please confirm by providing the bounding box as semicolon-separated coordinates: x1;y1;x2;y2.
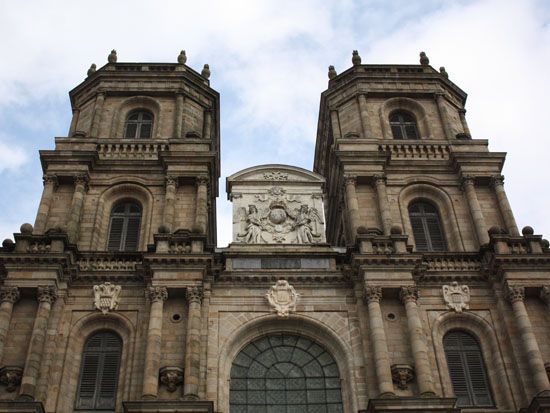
0;0;548;247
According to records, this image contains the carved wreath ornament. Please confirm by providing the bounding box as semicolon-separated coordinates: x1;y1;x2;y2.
93;282;122;314
266;280;299;318
442;282;470;313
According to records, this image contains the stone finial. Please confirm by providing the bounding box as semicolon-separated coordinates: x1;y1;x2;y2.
37;285;57;304
0;366;23;392
328;65;337;80
2;239;14;250
390;225;403;235
87;63;97;77
352;50;362;66
439;66;448;79
391;364;414;390
20;223;33;235
364;286;382;303
522;226;534;236
177;50;187;64
145;286;168;303
186;286;203;304
419;51;429;66
159;366;183;392
93;282;122;314
0;286;20;304
201;64;211;79
108;49;117;64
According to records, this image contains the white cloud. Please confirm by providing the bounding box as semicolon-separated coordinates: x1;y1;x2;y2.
0;137;27;173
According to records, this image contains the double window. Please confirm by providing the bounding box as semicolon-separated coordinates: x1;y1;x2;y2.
390;111;419;139
76;331;122;411
124;110;153;139
408;201;447;252
444;331;493;407
107;201;141;252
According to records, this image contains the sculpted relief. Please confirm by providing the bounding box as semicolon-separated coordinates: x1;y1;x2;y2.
235;186;324;244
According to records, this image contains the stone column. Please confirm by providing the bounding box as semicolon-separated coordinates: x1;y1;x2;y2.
357;94;371;139
0;287;20;364
19;285;57;400
34;175;57;234
540;286;550;312
491;175;519;236
203;109;212;140
400;286;435;396
142;286;168;400
373;174;392;235
330;109;342;140
344;175;360;243
435;93;453;140
506;285;550;395
461;176;489;246
193;176;209;234
174;93;184;139
183;286;203;399
68;108;80;137
66;174;89;243
162;176;178;232
364;286;395;396
90;92;105;137
458;109;471;136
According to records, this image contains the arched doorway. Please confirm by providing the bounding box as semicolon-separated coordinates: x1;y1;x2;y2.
229;333;343;412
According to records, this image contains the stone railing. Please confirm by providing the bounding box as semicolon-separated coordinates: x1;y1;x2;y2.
96;142;169;159
378;143;450;160
422;253;481;272
77;253;142;271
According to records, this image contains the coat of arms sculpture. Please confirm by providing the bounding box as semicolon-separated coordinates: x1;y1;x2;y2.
93;282;122;314
266;280;299;317
442;282;470;312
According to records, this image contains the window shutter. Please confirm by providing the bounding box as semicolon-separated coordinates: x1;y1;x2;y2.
139;123;152;139
426;216;446;251
391;124;403;139
404;124;418;139
96;351;121;409
124;123;137;139
410;214;429;251
107;217;124;251
124;217;141;251
445;350;471;406
76;353;101;409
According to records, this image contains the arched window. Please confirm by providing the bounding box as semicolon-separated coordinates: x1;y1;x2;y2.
230;334;343;412
76;331;122;411
107;201;141;252
443;331;493;408
408;201;447;252
124;110;153;139
390;111;419;139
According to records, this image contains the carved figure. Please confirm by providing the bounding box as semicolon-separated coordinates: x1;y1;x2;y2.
442;282;470;312
93;282;122;314
266;280;299;317
237;205;264;244
292;204;323;244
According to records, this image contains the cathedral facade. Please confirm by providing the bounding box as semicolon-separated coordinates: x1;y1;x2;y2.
0;50;549;413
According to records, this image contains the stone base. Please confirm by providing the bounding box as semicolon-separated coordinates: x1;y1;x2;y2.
366;397;459;412
123;400;214;413
0;402;44;413
522;395;550;413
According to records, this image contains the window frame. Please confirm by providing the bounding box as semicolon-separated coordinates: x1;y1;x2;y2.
408;200;447;252
107;201;142;252
123;110;154;139
389;110;419;140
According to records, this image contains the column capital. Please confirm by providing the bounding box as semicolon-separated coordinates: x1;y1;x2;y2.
373;174;387;185
37;285;57;304
166;175;179;188
505;284;525;303
461;175;476;191
145;286;168;303
196;175;209;187
490;174;505;188
0;286;20;304
364;286;382;303
344;175;357;185
74;173;89;190
42;174;58;188
541;286;550;304
400;286;419;304
186;286;203;304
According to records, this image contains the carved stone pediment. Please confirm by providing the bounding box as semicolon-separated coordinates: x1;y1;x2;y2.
266;280;299;317
442;282;470;312
93;282;122;314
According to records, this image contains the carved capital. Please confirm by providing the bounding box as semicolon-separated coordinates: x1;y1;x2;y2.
461;175;475;190
505;284;525;303
145;286;168;303
400;286;419;305
0;366;23;392
391;364;414;390
186;286;203;304
37;285;57;305
166;175;179;188
74;173;89;186
373;174;387;185
0;287;20;304
196;175;209;187
42;174;58;188
344;175;357;186
364;286;382;303
159;366;183;392
541;286;550;304
490;174;505;189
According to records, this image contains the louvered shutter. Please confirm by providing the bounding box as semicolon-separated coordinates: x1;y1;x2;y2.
409;202;447;252
124;217;141;251
76;332;122;410
404;124;418;139
107;217;124;251
410;214;429;251
391;124;403;139
444;331;493;408
426;216;446;251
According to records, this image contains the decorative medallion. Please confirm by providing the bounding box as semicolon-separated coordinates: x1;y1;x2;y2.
266;280;299;318
263;171;288;181
93;282;122;314
442;282;470;312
